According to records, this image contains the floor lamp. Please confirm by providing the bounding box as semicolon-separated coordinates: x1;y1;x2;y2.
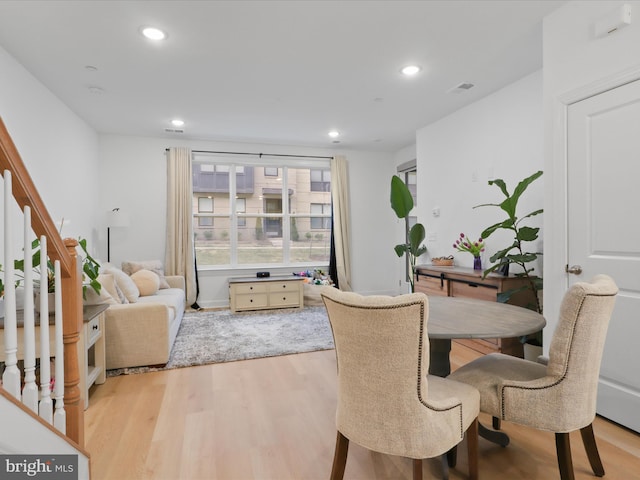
107;208;130;262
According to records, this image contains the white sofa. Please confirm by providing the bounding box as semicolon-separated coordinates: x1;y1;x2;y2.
86;261;186;370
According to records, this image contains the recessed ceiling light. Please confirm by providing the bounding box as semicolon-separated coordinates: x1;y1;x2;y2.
141;27;167;40
171;119;185;127
88;86;105;94
328;130;340;138
401;65;421;76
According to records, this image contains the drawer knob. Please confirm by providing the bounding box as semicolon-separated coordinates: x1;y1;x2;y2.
92;325;99;330
250;299;253;303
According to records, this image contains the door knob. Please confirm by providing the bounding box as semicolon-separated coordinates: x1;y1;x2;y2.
565;265;583;275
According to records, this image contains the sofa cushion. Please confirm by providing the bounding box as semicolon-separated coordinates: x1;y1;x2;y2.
121;260;171;289
136;288;185;324
103;265;139;303
131;269;160;296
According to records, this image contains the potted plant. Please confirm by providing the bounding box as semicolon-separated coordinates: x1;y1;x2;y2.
475;170;543;353
390;175;427;293
15;237;102;305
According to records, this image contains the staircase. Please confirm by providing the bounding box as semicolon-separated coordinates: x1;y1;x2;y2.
0;117;90;477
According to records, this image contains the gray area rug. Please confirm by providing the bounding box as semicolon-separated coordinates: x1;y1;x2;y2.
107;306;334;376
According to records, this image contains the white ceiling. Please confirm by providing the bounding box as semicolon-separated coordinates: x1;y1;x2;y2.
0;0;566;153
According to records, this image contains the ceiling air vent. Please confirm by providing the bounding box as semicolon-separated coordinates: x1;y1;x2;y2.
447;82;475;94
164;128;184;133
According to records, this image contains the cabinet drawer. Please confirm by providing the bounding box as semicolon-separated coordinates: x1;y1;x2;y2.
86;315;102;346
414;276;448;296
269;292;300;307
450;280;497;302
233;283;268;294
235;294;269;309
271;281;300;292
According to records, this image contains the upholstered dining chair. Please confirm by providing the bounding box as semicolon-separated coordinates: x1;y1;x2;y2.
320;287;480;480
449;274;618;480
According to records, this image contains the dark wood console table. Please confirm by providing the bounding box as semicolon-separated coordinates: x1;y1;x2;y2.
415;264;539;358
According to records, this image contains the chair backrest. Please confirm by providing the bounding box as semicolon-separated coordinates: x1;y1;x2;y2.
545;274;618;427
321;287;464;458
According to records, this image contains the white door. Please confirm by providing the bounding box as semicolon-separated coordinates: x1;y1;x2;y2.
567;79;640;433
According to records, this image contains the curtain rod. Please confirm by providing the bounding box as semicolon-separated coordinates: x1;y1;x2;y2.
166;148;333;160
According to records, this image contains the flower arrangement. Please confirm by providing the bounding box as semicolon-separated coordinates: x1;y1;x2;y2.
453;233;485;258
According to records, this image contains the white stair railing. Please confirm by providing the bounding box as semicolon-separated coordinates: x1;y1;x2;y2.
1;170;64;432
38;236;53;424
2;170;20;397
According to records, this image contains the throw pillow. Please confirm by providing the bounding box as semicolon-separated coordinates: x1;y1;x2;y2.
121;260;171;289
83;273;120;306
103;265;139;303
131;269;160;296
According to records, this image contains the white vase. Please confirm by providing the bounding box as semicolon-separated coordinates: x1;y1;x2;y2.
34;291;56;314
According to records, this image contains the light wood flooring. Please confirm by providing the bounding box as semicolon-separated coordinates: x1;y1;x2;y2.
84;343;640;480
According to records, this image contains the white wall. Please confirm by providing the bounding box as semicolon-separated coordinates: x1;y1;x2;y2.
98;134;400;307
543;0;640;344
0;45;100;259
416;71;544;274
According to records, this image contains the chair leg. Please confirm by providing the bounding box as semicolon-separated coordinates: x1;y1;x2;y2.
446;446;457;467
330;431;349;480
413;459;423;480
493;416;501;430
439;455;450;480
580;423;605;477
467;418;479;480
555;432;575;480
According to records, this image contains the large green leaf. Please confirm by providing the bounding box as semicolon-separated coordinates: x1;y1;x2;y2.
394;244;408;257
390;175;414;219
408;223;426;254
481;219;515;239
516;226;540;242
489;242;518;263
506;253;538;263
510;170;543;207
487;178;509;198
518;208;543;223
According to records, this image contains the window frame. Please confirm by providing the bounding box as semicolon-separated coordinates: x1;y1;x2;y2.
192;153;331;270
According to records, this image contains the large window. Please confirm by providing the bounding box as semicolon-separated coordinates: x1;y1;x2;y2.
193;154;331;268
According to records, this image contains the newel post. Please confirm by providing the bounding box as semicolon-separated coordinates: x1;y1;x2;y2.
62;238;84;447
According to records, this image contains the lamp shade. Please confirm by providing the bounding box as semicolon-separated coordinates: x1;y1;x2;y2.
107;208;130;228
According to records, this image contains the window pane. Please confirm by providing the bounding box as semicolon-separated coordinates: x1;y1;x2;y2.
194;219;231;265
406;170;417;206
264;167;278;177
238;216;282;264
290;217;330;263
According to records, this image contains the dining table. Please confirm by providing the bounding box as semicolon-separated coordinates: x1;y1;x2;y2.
426;295;546;446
